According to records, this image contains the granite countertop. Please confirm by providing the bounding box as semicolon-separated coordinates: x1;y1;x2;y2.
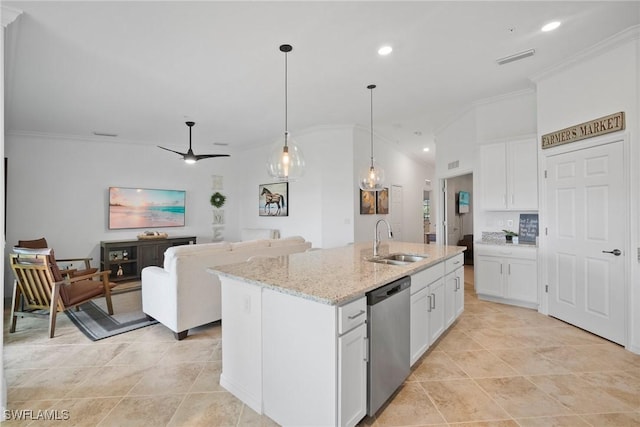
208;241;465;306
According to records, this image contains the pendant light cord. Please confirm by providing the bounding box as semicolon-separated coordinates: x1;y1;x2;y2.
284;50;288;147
368;84;376;167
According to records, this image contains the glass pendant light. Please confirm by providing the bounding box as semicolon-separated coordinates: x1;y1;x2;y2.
359;84;385;191
267;44;305;181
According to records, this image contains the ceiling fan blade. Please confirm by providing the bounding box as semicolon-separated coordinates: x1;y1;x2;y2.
194;154;231;160
158;145;187;156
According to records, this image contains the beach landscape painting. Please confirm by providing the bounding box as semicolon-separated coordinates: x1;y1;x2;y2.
109;187;186;229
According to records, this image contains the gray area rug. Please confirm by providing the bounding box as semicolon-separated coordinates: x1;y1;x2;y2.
65;288;157;341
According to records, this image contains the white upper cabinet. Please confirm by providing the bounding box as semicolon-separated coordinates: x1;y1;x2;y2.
480;139;538;210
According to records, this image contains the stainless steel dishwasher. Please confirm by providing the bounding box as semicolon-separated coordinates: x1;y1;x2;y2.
366;276;411;416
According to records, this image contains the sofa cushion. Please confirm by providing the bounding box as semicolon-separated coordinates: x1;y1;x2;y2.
268;236;305;247
230;240;270;252
163;242;231;270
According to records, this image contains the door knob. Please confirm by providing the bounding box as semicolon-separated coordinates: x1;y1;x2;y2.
602;249;622;256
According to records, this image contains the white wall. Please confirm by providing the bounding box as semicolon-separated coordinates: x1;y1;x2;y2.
435;90;537;242
4;132;235;294
234;126;355;249
353;126;431;245
5;123;428;295
534;32;640;352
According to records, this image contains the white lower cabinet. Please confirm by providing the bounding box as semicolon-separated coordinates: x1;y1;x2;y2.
445;254;465;328
475;245;538;307
410;286;430;366
428;278;446;343
338;322;367;427
410;254;464;367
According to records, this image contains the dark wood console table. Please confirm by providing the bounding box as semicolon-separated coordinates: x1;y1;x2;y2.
100;236;196;282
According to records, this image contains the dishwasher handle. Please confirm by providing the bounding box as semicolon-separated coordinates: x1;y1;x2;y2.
366;276;411;305
386;284;403;297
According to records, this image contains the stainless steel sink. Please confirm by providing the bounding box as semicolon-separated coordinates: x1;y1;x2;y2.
368;253;427;266
383;254;426;262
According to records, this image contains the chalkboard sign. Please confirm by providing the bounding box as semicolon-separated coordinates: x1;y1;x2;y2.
518;214;539;245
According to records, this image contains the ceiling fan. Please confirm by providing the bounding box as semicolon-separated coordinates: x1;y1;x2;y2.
158;121;230;164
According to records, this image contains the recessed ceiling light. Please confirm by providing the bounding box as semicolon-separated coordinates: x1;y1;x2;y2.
541;21;561;32
378;45;393;56
423;147;430;152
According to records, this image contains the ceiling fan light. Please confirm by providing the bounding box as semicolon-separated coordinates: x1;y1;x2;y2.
184;157;196;165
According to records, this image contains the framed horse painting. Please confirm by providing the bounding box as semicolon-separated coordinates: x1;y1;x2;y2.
259;182;288;216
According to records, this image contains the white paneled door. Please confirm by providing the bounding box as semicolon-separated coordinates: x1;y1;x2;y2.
546;140;626;345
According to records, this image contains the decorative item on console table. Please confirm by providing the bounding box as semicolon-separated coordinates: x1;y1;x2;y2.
137;231;169;240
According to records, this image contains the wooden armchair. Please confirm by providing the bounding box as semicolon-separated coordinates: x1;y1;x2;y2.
9;249;116;338
16;237;97;278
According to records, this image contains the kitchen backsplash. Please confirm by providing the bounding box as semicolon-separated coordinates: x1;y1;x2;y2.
481;231;507;244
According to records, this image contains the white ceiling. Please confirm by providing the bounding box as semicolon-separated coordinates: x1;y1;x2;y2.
4;1;640;166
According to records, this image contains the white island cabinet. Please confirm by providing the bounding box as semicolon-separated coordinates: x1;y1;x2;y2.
220;276;367;427
212;241;466;427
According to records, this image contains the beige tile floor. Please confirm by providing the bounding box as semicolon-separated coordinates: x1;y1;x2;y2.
4;265;640;426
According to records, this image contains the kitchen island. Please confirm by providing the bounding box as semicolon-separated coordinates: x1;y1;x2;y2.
208;241;465;427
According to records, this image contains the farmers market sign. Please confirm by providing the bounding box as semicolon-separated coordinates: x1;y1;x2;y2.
541;111;625;149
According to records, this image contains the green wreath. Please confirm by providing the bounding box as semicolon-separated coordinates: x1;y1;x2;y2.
210;192;226;208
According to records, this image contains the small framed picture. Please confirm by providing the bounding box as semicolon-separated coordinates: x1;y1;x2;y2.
259;182;288;216
376;187;389;214
360;189;375;215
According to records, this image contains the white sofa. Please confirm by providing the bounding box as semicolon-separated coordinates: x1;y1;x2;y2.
141;236;311;340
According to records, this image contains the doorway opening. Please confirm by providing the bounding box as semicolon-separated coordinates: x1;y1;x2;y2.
443;173;474;266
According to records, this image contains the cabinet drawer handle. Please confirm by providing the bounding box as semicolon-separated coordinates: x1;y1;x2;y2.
348;310;366;320
427;295;432;312
431;293;436;310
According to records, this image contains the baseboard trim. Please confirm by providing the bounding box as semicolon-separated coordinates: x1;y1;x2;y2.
219;373;262;415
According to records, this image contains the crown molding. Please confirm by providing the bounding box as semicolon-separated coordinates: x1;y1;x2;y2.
6;130;153;147
472;87;536;107
2;5;22;28
530;24;640;83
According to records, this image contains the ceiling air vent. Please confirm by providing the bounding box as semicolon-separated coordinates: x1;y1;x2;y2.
496;49;535;65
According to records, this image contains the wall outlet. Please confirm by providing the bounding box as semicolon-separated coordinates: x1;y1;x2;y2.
507;219;513;227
